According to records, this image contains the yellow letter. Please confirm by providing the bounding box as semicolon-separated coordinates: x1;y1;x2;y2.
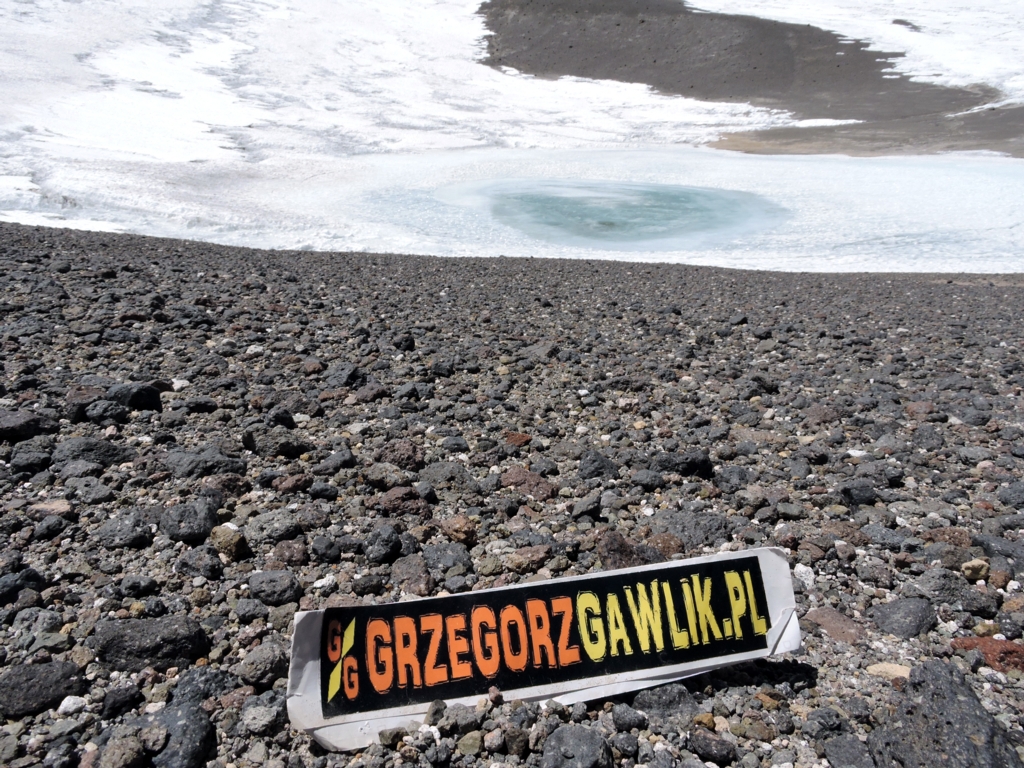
691;575;723;644
724;571;747;640
625;582;664;653
606;593;633;657
661;582;689;649
681;579;699;643
744;571;769;636
576;592;606;661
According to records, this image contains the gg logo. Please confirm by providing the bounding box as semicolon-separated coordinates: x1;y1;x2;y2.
326;618;359;701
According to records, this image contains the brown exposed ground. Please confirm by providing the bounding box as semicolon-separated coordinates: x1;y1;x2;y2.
478;0;1024;156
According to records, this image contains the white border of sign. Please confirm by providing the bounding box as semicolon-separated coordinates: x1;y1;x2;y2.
288;547;800;751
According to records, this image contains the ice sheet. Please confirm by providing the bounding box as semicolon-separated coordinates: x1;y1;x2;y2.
0;0;1022;272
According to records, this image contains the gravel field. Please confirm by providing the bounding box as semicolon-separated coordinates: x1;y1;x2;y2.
1;221;1024;767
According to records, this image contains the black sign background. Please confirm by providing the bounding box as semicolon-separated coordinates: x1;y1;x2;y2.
320;556;770;717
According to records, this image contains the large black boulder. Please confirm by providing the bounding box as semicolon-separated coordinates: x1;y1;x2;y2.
0;662;86;718
91;615;210;672
0;408;58;443
867;660;1020;767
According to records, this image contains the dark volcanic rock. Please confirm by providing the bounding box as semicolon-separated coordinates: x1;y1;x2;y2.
578;450;619;480
868;660;1020;767
365;524;403;564
312;449;356;475
868;598;936;638
162;446;246;478
823;735;875;768
0;567;47;604
633;683;700;722
541;725;613;768
242;425;314;458
649;449;713;479
91;616;210;672
107;382;163;412
51;436;136;469
650;510;734;552
596;530;664;570
998;481;1024;510
160;497;219;544
611;703;647;732
145;701;216;768
245;510;302;546
839;479;878;507
94;510;153;549
714;465;751;494
235;642;288;687
248;570;302;606
419;461;481;493
101;684;145;719
0;408;57;443
689;728;736;765
0;662;85;718
176;544;224;580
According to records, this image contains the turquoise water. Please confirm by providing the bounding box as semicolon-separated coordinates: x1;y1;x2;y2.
480;180;787;250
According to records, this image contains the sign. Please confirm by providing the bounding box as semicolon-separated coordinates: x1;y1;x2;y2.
288;547;799;751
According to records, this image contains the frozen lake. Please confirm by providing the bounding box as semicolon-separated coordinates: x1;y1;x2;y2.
1;0;1023;271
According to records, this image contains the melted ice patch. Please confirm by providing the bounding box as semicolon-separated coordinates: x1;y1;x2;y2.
439;179;787;250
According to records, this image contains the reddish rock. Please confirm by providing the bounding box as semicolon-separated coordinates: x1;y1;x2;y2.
505;432;532;447
647;532;684;558
391;554;435;596
804;403;839;428
921;527;972;548
500;465;556;500
950;637;1024;672
272;474;314;494
506;545;551;574
202;473;251;496
272;539;308;566
378;439;426;471
821;520;869;547
990;570;1012;590
441;514;477;546
804;606;864;644
798;541;827;562
219;685;256;710
324;593;363;608
905;401;935;419
64;385;107;421
376;486;429;516
351;383;389;403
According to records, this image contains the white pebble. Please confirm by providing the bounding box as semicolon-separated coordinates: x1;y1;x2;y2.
313;574;336;590
57;696;87;716
793;563;815;591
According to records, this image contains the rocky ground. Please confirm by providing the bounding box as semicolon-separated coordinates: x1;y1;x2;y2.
1;220;1024;768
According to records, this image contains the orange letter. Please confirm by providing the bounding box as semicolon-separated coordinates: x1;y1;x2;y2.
446;614;473;680
366;619;394;693
343;656;359;700
526;599;557;669
500;605;529;672
394;616;422;689
471;606;500;678
326;619;342;663
551;597;581;666
421;614;449;686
